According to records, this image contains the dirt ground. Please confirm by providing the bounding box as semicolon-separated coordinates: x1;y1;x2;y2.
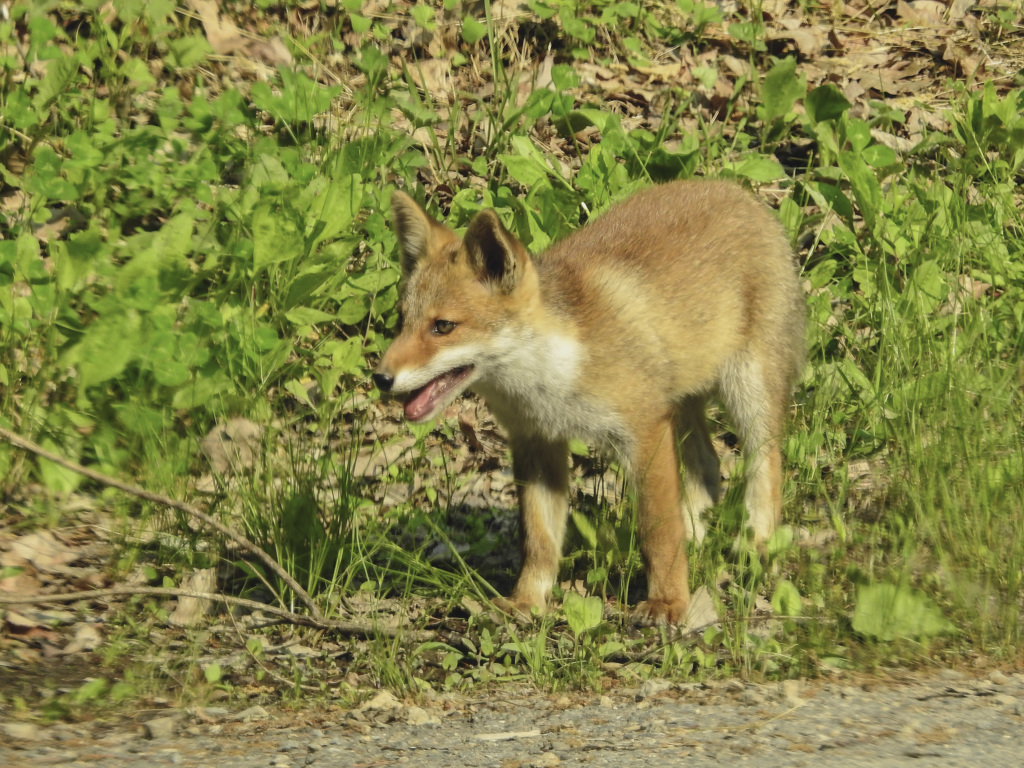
3;669;1023;768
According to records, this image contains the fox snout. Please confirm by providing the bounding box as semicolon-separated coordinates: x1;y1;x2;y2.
372;371;395;393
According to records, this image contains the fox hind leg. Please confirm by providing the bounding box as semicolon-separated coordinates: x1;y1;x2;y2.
632;417;691;625
719;354;788;544
674;396;721;545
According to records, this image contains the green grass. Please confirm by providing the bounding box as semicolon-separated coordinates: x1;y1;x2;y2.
1;1;1023;703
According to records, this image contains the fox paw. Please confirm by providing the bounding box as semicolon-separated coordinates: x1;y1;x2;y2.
632;598;689;627
492;596;543;623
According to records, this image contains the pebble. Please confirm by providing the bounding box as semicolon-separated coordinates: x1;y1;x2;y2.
2;722;45;741
233;705;271;722
779;679;804;704
143;716;178;741
530;752;560;767
406;706;441;726
5;674;1024;768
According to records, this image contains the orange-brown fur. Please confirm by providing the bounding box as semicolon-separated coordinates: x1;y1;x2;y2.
374;181;804;625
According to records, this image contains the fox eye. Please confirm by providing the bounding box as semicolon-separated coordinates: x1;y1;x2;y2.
433;319;456;335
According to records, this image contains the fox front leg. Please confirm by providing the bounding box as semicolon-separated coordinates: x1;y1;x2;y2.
501;437;570;617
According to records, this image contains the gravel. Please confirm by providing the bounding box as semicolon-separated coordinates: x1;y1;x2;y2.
3;671;1023;767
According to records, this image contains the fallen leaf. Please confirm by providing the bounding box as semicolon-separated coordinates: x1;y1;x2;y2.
2;530;78;571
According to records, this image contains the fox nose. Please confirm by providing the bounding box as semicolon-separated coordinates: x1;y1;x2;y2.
372;372;394;393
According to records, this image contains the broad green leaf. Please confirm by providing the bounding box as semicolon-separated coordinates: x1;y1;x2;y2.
166;34;213;68
350;14;372;33
462;16;487;44
771;580;802;616
76;311;142;391
724;155;785;182
761;56;806;125
285;379;313;406
572;511;598;548
852;583;955;641
38;437;83;493
862;143;897;167
171;372;234;409
804;84;851;125
252;203;303;272
564;592;603;636
837;151;881;231
410;4;435;30
904;259;947;315
32;53;79;111
308;174;363;251
285;306;337;326
72;678;108;704
348;267;401;293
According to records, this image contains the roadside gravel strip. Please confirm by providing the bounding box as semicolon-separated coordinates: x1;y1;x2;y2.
3;670;1023;768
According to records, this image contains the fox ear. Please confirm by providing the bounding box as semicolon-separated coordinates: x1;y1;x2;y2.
390;191;453;275
463;210;528;293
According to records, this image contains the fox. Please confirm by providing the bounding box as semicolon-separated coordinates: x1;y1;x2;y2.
372;180;805;625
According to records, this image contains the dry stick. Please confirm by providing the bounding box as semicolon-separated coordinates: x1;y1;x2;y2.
0;587;429;640
0;426;328;620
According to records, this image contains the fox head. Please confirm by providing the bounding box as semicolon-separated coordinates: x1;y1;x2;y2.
372;191;540;423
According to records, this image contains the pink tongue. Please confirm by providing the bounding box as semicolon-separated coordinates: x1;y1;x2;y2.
405;378;445;421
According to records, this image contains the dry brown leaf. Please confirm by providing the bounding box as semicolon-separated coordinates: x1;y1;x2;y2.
943;39;984;78
2;530;78;571
896;0;942;26
188;0;294;66
249;38;294;68
768;27;826;58
408;57;453;100
679;586;719;633
631;61;682;80
200;417;263;475
189;0;247;56
948;0;974;19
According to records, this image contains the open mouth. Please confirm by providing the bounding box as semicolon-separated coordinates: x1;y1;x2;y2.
404;366;474;422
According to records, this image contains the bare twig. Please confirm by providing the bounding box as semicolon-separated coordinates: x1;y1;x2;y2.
0;425;324;622
0;587;429;639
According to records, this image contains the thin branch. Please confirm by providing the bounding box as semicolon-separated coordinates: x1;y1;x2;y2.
0;587;429;639
0;425;324;622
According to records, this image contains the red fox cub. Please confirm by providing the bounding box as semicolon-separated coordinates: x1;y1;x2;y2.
373;181;805;625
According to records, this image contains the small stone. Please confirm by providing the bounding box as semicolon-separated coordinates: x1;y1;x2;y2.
233;705;271;722
989;671;1010;686
2;722;45;741
993;694;1017;707
553;695;571;710
530;752;560;767
358;690;401;712
637;678;671;700
143;716;178;740
779;679;804;704
741;690;767;707
406;706;441;726
598;695;613;707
